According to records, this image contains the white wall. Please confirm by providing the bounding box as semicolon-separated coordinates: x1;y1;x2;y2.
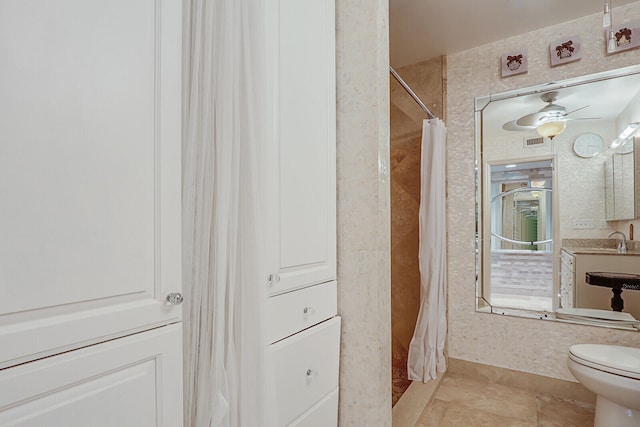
483;120;616;241
447;1;640;380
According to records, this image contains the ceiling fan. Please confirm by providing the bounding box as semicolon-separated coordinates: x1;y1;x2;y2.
502;91;592;138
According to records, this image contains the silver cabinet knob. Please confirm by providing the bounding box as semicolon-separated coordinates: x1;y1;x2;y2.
303;306;316;318
166;292;183;305
306;369;317;382
267;273;281;286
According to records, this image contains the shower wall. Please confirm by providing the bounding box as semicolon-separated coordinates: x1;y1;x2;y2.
390;57;446;405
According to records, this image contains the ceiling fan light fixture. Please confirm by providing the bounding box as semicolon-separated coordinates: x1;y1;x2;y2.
505;92;589;136
610;121;640;149
536;121;566;139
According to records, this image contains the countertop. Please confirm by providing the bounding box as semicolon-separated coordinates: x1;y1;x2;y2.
562;246;640;256
562;247;640;256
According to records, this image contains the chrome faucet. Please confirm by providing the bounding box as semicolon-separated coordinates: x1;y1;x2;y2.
608;231;628;253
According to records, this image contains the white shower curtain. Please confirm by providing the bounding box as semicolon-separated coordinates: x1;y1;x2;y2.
182;0;268;426
407;118;448;382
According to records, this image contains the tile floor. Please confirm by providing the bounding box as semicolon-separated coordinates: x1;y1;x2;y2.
413;372;595;427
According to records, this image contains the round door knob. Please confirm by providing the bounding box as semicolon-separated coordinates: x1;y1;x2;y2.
303;307;316;318
267;273;281;285
166;292;184;305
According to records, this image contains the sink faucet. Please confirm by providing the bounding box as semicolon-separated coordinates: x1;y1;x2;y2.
608;231;628;253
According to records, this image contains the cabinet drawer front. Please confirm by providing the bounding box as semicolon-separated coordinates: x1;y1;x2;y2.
267;281;337;344
269;317;340;426
288;388;338;427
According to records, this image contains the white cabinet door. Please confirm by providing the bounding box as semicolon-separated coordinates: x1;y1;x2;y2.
0;0;182;368
266;0;336;295
0;324;183;427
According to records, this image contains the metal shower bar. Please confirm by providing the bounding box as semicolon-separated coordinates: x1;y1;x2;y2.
389;66;436;120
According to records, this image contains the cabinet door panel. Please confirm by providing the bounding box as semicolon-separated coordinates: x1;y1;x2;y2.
0;325;183;427
268;0;336;295
0;0;182;368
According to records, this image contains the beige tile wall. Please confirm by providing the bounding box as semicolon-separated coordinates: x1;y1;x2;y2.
335;0;392;425
447;1;640;381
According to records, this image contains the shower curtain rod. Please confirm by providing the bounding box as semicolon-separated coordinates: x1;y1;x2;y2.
389;66;436;120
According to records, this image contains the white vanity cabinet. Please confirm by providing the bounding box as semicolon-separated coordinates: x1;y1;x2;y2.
0;1;184;424
264;0;339;425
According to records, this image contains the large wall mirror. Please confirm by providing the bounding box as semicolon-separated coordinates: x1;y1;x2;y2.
475;64;640;330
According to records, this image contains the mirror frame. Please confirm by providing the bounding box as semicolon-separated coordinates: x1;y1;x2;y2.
474;64;640;328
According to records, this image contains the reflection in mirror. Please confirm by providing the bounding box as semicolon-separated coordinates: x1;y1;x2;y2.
487;161;553;311
606;138;639;220
476;65;640;330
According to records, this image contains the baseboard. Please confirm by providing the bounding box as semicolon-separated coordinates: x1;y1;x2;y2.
391;371;445;427
447;358;595;405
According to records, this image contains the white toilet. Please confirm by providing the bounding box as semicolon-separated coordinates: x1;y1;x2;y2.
568;344;640;427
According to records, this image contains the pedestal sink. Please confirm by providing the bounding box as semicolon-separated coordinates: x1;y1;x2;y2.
586;272;640;312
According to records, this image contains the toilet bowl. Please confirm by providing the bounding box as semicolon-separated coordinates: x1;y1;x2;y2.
568;344;640;427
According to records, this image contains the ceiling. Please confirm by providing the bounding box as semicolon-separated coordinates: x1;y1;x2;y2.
389;0;638;67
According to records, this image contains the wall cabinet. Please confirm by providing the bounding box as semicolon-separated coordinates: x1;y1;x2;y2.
265;0;339;425
604;139;639;220
266;0;337;297
2;0;335;424
0;1;183;424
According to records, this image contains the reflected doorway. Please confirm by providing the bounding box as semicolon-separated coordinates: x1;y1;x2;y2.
486;159;554;311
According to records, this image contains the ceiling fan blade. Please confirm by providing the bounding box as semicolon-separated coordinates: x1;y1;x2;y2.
516;112;546;126
563;105;589;117
515;103;590;128
565;117;600;121
503;120;535;131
